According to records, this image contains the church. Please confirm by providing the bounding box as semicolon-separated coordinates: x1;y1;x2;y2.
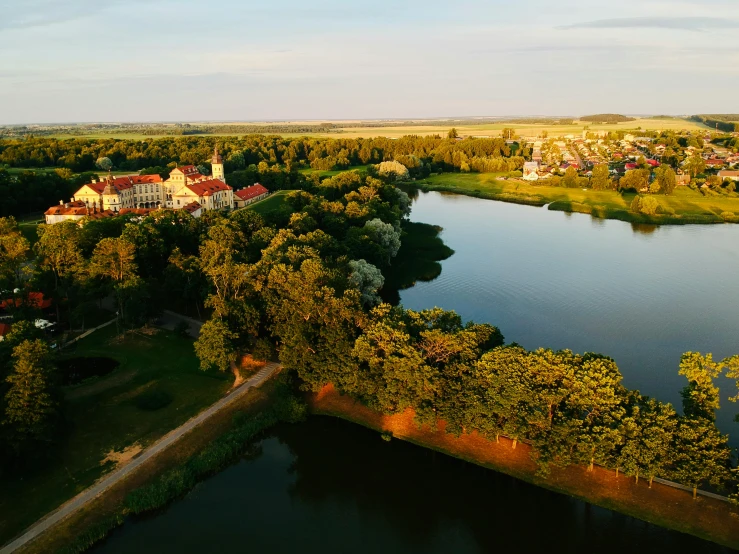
45;148;234;224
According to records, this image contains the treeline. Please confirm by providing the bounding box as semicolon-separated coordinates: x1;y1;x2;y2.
1;164;738;504
690;115;739;133
0;169;413;472
181;172;739;501
0;135;522;173
0;170;96;217
580;114;636;123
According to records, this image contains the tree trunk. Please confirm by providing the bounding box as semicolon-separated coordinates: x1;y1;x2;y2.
649;476;653;488
693;486;697;500
635;471;639;484
615;467;619;477
589;458;594;472
512;438;517;449
495;433;499;443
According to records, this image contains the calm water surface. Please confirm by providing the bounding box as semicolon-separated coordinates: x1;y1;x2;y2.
93;193;738;554
400;191;739;439
93;418;729;554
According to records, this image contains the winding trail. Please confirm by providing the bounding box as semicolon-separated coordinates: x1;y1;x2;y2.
1;362;281;554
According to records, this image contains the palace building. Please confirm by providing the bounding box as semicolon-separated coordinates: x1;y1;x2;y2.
45;147;235;224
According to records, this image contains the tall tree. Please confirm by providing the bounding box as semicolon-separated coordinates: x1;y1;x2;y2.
590;164;611;190
3;339;58;458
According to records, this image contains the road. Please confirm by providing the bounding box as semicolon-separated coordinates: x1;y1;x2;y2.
1;362;281;554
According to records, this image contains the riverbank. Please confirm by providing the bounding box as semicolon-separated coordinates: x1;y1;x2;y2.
10;373;295;554
309;384;739;550
0;326;232;548
415;173;739;225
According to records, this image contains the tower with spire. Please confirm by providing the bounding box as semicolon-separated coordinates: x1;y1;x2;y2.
101;172;121;212
211;146;225;183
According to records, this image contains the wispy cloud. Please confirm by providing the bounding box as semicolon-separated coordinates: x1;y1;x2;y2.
559;16;739;31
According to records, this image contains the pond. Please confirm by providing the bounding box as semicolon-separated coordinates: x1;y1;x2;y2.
58;356;119;386
399;191;739;439
92;417;730;554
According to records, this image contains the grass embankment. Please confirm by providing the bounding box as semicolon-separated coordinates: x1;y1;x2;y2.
381;221;454;304
417;173;739;225
310;385;739;550
18;378;294;554
0;325;231;547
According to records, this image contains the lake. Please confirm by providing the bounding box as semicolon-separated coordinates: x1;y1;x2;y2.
400;191;739;439
91;191;738;554
92;417;730;554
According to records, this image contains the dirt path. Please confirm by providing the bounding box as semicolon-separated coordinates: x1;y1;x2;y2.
0;362;281;554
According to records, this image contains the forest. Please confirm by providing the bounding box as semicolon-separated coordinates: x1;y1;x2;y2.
690;115;739;133
0;135;526;216
2;165;736;509
579;114;636;123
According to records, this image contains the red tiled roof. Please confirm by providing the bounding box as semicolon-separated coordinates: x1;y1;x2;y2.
235;184;269;201
1;292;52;310
119;208;158;216
0;323;11;337
185;179;232;197
45;200;88;216
85;210;117;220
624;163;638;170
705;159;724;166
182;201;202;214
83;174;163;194
646;159;660;167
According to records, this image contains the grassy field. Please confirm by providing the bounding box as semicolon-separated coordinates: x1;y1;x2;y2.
0;325;231;546
12;117;709;141
299;164;371;178
244;190;293;217
416;173;739;224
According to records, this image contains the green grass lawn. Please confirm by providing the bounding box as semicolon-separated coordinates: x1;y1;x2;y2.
299;164;371;178
244;190;293;217
417;173;739;224
0;325;231;545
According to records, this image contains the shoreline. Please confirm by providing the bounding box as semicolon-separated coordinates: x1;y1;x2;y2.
309;384;739;550
414;177;736;226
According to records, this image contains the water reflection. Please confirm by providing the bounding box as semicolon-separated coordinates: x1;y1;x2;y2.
399;191;739;439
92;418;731;554
631;223;659;235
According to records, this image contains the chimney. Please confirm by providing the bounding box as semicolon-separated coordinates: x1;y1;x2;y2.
59;200;63;205
64;203;69;208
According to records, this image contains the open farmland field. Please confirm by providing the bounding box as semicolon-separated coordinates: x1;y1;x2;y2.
8;117;710;141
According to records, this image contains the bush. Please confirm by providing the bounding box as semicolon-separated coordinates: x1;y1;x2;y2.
721;211;739;223
174;320;191;337
57;513;125;554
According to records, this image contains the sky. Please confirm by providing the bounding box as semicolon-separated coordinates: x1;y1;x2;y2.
1;0;738;123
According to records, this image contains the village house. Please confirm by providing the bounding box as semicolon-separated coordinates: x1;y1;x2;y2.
234;184;270;208
718;170;739;182
44;147;233;224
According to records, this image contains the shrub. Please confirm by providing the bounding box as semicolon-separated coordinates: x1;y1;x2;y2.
174;320;190;337
720;211;739;223
57;513;125;554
